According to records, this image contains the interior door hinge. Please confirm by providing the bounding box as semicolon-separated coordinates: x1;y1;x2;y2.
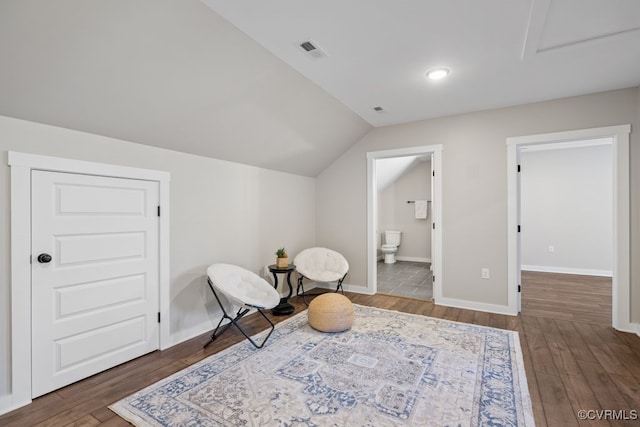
432;223;435;230
432;275;435;282
517;164;521;172
518;285;521;293
157;206;161;217
517;225;521;232
157;312;161;323
432;170;435;177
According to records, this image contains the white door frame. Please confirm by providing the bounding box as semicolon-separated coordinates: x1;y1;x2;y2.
366;145;443;299
506;125;631;330
7;152;170;412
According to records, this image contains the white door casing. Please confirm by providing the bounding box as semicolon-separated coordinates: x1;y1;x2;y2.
515;149;522;313
506;125;631;329
366;145;443;299
6;152;170;414
31;171;160;397
430;154;435;275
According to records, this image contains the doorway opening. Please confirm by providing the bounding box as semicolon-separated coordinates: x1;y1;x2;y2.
506;125;631;330
366;145;442;301
519;140;613;324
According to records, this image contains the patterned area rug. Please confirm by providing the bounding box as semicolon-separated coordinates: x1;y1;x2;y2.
110;305;534;426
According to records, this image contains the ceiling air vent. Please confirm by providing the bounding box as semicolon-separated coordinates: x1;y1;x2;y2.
299;40;327;59
300;41;316;52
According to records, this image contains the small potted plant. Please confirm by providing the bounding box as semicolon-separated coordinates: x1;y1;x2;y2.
275;247;288;268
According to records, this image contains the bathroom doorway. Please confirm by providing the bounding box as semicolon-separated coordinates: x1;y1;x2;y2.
376;157;432;299
366;145;442;302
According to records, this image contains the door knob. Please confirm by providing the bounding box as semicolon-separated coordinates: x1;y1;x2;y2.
37;253;52;263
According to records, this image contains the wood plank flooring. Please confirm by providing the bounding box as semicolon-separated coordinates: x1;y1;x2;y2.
2;272;639;426
521;271;612;324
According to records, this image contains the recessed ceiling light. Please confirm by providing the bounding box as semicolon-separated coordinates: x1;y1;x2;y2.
426;68;450;81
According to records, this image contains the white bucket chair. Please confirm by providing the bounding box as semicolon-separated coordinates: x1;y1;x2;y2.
293;247;349;303
204;263;280;349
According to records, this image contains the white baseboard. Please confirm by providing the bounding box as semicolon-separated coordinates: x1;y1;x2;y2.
313;282;373;295
167;305;259;348
340;282;373;295
294;282;366;298
436;296;517;316
0;394;31;416
614;321;640;336
521;265;612;277
376;256;431;263
395;256;431;263
167;319;219;349
321;283;515;315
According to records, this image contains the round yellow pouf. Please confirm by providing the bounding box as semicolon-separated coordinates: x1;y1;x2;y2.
308;293;354;332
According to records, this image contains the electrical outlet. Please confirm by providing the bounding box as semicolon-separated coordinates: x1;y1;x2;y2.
548;245;555;253
481;268;490;279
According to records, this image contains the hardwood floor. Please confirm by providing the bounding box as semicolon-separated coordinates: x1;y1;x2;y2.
521;271;612;325
2;272;639;426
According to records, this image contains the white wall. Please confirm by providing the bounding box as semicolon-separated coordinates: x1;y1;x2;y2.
378;161;432;261
0;116;316;403
520;144;613;276
316;87;639;316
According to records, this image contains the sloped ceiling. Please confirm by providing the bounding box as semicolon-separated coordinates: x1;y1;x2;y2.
0;0;371;177
1;1;639;177
203;0;640;126
376;156;429;192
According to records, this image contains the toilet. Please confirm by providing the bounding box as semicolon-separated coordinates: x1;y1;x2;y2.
381;230;402;264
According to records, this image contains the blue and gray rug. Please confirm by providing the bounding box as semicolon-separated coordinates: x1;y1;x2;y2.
110;305;534;426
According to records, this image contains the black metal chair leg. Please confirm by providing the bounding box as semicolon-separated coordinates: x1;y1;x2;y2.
204;279;276;349
204;307;248;348
204;315;228;347
296;276;309;305
336;273;347;294
232;309;275;349
296;273;348;304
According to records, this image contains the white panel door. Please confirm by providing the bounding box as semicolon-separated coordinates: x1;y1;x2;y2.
31;170;160;397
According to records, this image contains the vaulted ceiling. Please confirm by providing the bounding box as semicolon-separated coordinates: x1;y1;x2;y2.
1;0;639;176
203;0;640;126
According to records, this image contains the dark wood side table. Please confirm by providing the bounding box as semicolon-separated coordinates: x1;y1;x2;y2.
268;264;296;315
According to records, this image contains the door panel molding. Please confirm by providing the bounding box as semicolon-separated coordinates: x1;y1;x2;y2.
6;152;170;412
31;171;159;397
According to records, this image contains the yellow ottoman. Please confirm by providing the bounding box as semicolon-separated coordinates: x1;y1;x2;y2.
308;293;354;332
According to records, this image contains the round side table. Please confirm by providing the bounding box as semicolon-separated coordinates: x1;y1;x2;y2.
268;264;296;315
